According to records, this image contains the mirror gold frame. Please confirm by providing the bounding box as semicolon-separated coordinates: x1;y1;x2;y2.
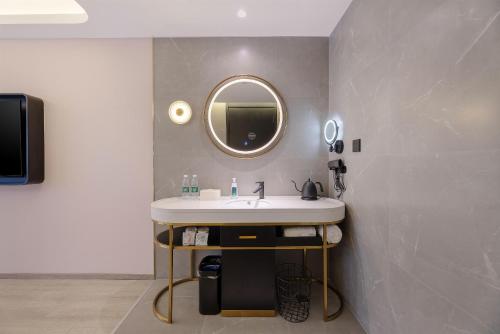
203;75;287;158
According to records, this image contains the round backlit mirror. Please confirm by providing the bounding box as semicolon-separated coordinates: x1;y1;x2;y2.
324;120;338;145
204;75;287;158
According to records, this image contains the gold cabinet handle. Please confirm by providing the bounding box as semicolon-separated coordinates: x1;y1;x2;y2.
238;235;257;240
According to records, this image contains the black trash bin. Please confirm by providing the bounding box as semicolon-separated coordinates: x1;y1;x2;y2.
198;255;222;315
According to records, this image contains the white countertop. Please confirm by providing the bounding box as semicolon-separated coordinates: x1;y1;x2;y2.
151;196;345;224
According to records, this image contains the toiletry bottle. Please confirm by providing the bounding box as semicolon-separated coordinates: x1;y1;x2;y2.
190;174;199;198
181;174;190;198
231;178;238;199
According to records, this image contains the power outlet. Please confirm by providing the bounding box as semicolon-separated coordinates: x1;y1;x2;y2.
353;139;361;152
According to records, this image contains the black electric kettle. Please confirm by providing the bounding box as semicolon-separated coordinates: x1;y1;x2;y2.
291;178;324;200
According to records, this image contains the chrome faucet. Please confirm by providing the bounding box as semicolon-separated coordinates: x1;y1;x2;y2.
253;181;265;199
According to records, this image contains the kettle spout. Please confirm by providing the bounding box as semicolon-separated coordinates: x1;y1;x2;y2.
291;180;301;192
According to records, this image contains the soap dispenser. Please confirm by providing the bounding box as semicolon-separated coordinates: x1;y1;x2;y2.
231;178;238;199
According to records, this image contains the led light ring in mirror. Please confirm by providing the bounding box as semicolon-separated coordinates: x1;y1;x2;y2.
204;75;287;158
169;101;192;125
324;120;339;145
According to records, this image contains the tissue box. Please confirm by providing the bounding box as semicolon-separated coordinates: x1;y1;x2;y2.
200;189;221;201
195;230;209;246
182;228;197;246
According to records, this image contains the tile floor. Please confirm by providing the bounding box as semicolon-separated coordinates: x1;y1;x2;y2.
0;279;366;334
114;280;366;334
0;279;152;334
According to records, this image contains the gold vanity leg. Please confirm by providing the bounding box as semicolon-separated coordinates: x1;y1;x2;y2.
322;223;328;321
167;224;174;324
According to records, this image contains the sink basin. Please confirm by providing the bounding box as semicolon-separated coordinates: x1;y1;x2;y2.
151;196;345;224
225;199;271;208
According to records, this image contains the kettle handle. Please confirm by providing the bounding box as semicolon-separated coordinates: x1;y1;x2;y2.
291;180;301;192
315;182;324;193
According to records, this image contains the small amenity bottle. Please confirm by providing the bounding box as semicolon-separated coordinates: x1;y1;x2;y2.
181;174;190;198
231;178;238;199
190;174;199;198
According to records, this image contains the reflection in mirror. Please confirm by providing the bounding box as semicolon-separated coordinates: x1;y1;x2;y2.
205;76;287;158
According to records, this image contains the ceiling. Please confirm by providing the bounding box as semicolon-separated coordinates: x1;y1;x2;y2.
0;0;88;24
0;0;352;38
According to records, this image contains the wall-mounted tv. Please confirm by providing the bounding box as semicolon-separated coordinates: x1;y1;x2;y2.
0;94;44;185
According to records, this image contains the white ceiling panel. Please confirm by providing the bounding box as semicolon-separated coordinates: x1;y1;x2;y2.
0;0;352;38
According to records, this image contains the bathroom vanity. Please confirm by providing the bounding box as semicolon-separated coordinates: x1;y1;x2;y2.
151;196;345;324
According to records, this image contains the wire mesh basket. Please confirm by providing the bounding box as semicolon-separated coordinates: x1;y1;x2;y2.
276;263;312;323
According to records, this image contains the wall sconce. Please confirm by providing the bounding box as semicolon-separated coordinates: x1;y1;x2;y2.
324;119;344;153
168;101;192;125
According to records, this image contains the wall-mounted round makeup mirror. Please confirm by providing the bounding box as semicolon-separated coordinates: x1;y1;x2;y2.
324;119;344;153
204;75;287;158
324;120;338;146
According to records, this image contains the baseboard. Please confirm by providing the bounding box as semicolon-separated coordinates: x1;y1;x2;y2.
0;273;154;280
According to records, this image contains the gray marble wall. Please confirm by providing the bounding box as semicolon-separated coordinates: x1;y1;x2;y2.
154;37;329;277
329;1;500;333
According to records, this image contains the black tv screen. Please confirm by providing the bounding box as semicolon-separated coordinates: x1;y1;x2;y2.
0;99;24;177
0;94;44;185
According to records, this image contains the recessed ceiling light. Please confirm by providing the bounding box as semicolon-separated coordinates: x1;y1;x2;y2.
0;0;88;24
237;9;247;19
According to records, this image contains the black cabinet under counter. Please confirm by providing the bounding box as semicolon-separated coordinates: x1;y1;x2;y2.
220;226;277;246
220;226;276;316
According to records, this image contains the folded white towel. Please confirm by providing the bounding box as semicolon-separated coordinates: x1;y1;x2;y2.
317;225;342;244
283;226;317;237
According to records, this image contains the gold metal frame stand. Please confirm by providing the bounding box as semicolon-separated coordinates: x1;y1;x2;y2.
152;222;344;324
